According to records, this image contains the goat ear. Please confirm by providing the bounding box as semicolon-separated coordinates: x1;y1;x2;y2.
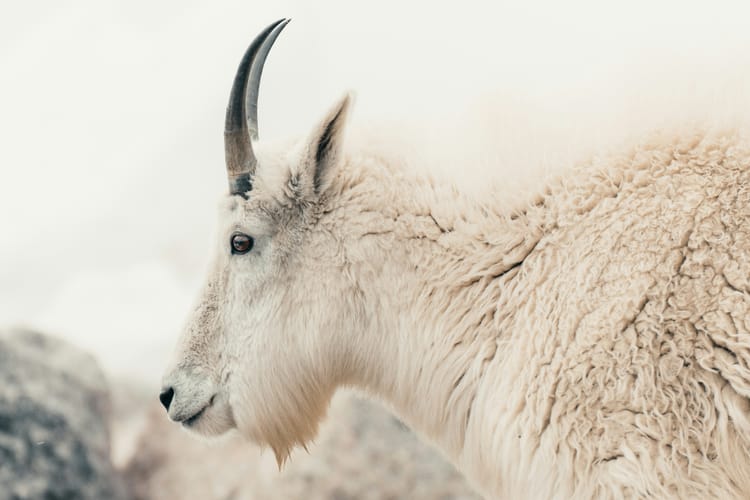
300;93;352;196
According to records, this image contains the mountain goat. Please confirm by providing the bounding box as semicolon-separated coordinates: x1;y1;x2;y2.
160;18;750;499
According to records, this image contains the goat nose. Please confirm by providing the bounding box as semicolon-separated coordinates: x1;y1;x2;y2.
159;387;175;411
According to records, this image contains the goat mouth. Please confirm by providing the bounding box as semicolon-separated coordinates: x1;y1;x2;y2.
181;395;214;427
181;407;206;427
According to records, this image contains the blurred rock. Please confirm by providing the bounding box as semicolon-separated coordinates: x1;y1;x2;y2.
0;328;127;500
123;391;480;500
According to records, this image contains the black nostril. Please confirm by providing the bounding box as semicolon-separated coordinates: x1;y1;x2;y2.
159;387;175;411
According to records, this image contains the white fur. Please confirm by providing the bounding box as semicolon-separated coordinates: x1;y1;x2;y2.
162;91;750;498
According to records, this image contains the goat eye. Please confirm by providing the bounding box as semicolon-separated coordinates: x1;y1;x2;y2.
230;233;254;255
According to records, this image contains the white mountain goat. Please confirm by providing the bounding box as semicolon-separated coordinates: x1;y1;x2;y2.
160;19;750;499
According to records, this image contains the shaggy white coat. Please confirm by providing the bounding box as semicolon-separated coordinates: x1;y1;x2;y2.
164;94;750;498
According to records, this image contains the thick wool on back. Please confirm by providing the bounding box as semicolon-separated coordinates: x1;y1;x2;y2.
317;127;750;498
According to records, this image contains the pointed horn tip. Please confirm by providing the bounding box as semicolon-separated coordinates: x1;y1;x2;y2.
224;18;292;193
272;18;291;37
267;18;291;32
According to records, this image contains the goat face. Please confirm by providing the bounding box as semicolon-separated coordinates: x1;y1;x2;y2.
160;19;354;462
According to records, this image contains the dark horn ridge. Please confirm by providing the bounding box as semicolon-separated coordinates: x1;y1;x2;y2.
224;18;290;197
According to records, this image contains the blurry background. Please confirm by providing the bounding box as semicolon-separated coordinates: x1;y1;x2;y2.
1;0;750;497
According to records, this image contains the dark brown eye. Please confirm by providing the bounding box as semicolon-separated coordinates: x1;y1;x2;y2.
230;232;254;255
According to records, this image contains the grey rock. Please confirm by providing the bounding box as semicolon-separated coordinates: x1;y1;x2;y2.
0;328;127;500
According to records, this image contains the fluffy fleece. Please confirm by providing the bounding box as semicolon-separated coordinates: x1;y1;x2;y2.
163;93;750;498
329;126;750;498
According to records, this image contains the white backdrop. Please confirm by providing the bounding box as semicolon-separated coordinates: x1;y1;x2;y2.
2;0;749;389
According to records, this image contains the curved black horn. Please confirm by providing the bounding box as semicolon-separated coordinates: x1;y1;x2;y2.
224;18;290;197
